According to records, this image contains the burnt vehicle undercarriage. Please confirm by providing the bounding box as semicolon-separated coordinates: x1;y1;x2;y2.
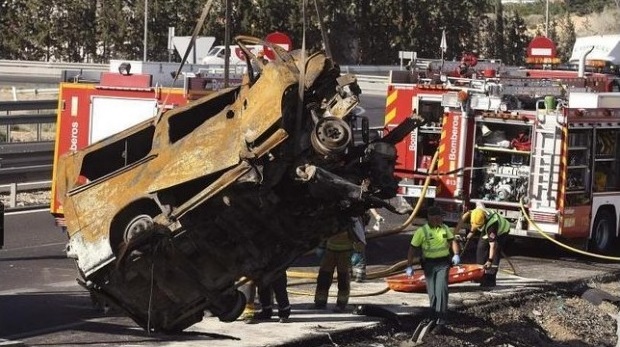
61;36;425;332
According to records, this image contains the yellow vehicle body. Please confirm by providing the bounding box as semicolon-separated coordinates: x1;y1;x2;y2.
55;36;413;332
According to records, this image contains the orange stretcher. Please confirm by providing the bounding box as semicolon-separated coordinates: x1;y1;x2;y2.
386;264;485;293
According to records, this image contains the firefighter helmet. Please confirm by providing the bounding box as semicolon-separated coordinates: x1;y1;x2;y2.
470;208;486;231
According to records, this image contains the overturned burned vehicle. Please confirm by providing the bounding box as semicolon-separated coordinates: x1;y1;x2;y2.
55;35;422;332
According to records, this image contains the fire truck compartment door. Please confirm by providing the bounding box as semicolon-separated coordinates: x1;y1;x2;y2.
90;96;157;144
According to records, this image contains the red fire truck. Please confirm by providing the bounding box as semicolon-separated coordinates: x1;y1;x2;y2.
50;63;232;226
386;64;620;253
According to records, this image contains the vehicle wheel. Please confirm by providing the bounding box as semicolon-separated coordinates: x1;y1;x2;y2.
216;290;247;323
589;209;617;254
110;204;159;255
123;214;154;244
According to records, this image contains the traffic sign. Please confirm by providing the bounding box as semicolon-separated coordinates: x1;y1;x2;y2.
526;36;559;64
264;32;292;60
527;36;556;59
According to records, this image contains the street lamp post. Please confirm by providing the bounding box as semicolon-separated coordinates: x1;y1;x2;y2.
143;0;148;61
545;0;549;37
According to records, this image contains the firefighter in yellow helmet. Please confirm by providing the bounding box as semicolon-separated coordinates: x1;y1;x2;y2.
465;207;511;287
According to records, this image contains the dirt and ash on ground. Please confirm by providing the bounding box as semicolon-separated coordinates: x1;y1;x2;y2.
333;281;620;347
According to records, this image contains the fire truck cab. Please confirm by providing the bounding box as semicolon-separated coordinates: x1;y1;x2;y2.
385;70;483;221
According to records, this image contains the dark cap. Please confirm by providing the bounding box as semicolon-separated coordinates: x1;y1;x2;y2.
427;206;442;217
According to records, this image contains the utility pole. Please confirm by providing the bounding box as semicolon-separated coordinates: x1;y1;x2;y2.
545;0;549;37
143;0;148;61
224;0;231;87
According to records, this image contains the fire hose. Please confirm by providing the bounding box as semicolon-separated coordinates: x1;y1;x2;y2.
519;198;620;262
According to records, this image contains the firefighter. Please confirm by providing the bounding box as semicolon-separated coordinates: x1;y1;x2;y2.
253;272;291;323
466;207;511;287
314;219;363;312
406;206;460;333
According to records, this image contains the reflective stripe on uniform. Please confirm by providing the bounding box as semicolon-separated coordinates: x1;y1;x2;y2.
327;232;353;251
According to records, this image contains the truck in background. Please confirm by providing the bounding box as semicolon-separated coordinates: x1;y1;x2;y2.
201;44;264;65
386;36;620;253
569;34;620;74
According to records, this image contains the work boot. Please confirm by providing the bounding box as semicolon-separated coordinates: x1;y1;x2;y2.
479;275;497;288
239;304;256;324
278;305;291;323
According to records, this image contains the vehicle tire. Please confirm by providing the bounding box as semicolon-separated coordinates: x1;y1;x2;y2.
123;214;154;244
589;209;617;254
110;202;160;255
216;290;247;323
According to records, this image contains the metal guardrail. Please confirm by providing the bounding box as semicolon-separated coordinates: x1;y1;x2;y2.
0;100;56;209
0;180;51;208
0;59;395;80
0;99;57;113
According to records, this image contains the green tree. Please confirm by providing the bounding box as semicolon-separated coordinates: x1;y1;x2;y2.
504;11;530;65
494;0;505;61
54;1;98;62
95;0;130;62
556;11;576;62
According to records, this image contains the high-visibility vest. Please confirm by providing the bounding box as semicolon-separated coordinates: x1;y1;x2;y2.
326;231;353;252
414;223;452;259
482;211;511;237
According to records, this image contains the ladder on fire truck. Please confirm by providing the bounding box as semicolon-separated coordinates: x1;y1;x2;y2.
530;102;562;211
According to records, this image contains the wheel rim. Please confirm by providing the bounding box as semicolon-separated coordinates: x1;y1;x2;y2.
310;116;352;156
124;214;154;243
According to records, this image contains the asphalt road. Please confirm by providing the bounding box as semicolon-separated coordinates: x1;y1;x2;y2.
2;209;620;346
0;210;88;339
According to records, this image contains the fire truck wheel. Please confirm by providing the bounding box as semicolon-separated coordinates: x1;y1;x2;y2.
589;209;617;254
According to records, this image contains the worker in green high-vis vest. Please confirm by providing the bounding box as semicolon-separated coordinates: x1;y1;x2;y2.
406;206;460;334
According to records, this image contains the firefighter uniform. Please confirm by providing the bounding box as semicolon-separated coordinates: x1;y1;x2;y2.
469;208;511;287
314;223;360;312
407;207;460;327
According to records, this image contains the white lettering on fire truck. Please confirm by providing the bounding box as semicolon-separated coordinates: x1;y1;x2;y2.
408;130;416;152
70;121;79;151
448;116;458;161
